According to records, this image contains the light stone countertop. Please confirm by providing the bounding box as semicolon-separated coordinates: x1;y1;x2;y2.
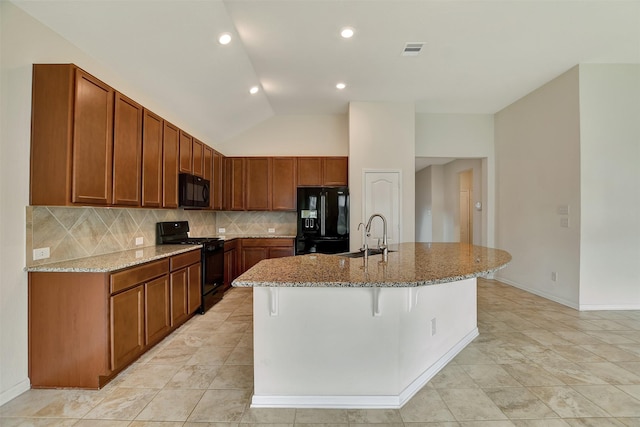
25;245;202;273
233;242;511;288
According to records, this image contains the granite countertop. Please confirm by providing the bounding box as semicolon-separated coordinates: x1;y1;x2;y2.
233;242;511;288
25;245;202;273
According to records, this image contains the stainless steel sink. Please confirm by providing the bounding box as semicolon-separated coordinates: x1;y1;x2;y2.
337;249;395;258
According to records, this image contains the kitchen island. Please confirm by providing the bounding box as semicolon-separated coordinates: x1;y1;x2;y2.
233;242;511;409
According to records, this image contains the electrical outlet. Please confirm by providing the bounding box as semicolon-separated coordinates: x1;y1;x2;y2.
560;218;569;228
135;237;144;246
218;228;226;234
33;247;50;260
268;228;275;233
431;318;437;336
135;250;143;258
551;272;558;282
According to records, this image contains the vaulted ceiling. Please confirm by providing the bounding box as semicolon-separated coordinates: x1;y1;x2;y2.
12;0;640;143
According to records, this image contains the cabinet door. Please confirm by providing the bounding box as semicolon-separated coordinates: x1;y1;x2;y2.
71;69;114;205
112;92;143;206
141;109;163;207
296;157;323;187
271;157;296;211
110;285;144;371
192;139;204;177
245;157;271;211
323;157;348;186
162;121;179;208
203;146;213;209
224;247;236;289
224;157;245;211
241;247;269;272
179;130;193;174
269;246;295;259
212;150;224;210
145;275;170;345
187;263;202;314
170;268;189;326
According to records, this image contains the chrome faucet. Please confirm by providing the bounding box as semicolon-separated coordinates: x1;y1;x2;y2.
365;213;388;260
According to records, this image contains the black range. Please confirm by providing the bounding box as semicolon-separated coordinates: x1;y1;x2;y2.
156;221;224;314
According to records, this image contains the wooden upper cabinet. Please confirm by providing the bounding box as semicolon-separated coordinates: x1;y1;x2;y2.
162;121;179;208
271;157;296;211
70;69;115;206
141;109;163;208
224;157;245;211
297;157;323;187
245;157;272;211
30;64;115;206
203;146;213;209
297;156;348;187
179;130;193;174
211;150;224;210
112;92;143;206
323;157;348;186
192;139;204;177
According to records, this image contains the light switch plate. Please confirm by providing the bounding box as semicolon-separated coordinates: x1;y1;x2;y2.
218;228;226;234
135;237;144;246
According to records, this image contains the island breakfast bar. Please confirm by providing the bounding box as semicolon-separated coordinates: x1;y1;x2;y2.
233;242;511;409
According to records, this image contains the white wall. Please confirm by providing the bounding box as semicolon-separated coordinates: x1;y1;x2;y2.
494;66;581;308
217;114;348;156
415;167;432;242
348;102;416;250
578;64;640;309
415;114;494;247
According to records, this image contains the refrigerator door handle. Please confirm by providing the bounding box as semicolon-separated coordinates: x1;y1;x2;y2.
320;193;326;236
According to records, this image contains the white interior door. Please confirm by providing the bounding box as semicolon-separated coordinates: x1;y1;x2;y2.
363;171;401;246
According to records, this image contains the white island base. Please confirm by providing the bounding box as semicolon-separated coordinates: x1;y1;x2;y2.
252;278;478;409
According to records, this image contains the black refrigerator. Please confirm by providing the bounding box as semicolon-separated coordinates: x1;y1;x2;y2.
296;187;349;255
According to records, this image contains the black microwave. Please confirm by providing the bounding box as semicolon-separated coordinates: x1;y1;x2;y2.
179;173;210;208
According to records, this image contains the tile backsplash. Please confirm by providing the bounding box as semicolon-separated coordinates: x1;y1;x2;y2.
26;206;297;266
26;206;217;266
215;211;296;237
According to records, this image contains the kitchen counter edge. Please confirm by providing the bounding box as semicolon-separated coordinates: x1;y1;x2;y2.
25;245;202;273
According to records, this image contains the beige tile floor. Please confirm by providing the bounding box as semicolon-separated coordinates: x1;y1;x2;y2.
2;279;640;426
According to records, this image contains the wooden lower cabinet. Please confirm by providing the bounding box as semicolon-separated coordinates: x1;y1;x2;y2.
28;250;201;389
110;285;145;371
224;239;239;290
239;238;295;275
145;275;171;345
170;249;201;326
170;268;189;326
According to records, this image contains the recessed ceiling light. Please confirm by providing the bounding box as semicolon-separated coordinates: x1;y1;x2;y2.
218;33;232;45
340;27;354;39
336;82;346;90
249;86;260;95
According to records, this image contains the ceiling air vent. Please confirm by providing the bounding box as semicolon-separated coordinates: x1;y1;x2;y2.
402;42;425;56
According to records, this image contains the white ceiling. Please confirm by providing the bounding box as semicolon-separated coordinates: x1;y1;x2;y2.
12;0;640;144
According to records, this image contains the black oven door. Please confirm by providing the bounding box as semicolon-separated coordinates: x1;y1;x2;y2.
200;241;224;313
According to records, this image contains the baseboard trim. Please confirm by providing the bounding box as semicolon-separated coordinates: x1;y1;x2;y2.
496;277;579;310
0;378;30;406
250;328;479;409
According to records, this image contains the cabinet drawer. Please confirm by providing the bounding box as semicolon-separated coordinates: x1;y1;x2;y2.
241;238;294;248
170;250;201;271
110;259;169;294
